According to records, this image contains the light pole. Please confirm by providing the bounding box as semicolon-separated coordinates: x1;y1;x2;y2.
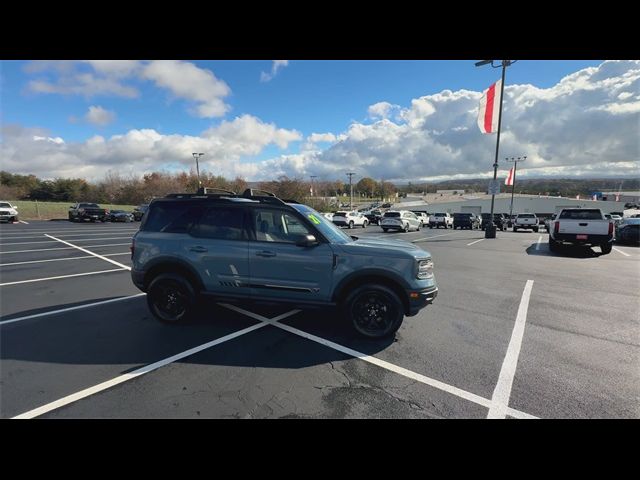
506;156;526;223
346;172;356;209
475;60;516;238
192;153;205;187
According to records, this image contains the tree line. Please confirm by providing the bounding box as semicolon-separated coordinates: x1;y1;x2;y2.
0;170;399;208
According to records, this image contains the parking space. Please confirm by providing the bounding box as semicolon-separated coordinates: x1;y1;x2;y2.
1;221;638;418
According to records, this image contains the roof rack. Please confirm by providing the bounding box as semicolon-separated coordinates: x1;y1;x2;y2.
242;188;275;198
163;187;289;207
197;187;236;195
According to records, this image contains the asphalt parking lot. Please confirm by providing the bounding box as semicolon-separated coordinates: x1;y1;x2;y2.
1;220;638;418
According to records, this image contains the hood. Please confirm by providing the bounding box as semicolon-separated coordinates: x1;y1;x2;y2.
337;237;431;260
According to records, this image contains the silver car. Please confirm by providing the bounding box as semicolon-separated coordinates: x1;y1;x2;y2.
381;210;422;233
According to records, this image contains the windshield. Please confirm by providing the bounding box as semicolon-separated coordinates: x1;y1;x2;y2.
518;214;536;218
79;203;99;208
0;203;11;208
384;212;401;218
291;204;353;244
434;213;445;217
335;211;349;216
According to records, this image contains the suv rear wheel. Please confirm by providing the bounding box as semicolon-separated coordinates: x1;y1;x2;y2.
344;284;404;338
147;273;196;324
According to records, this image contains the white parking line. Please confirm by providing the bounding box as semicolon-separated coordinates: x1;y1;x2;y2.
0;243;131;254
0;236;133;246
19;220;29;224
612;247;631;257
412;232;456;243
12;309;300;419
45;234;131;270
0;231;137;240
0;252;130;267
535;235;543;250
0;228;137;237
0;268;127;286
487;279;534;419
0;293;146;326
466;238;485;246
220;304;539;419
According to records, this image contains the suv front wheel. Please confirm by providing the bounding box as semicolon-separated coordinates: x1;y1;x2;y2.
344;284;404;338
147;273;196;324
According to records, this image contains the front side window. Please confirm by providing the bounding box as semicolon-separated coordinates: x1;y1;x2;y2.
252;208;312;243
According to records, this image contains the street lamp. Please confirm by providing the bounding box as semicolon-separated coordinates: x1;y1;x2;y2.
506;156;526;223
346;172;356;209
192;153;205;187
475;60;516;238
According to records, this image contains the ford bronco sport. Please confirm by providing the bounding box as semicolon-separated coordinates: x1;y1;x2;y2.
131;188;438;338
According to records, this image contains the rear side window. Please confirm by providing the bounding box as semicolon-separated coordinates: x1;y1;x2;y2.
558;210;603;220
192;207;247;240
143;202;204;233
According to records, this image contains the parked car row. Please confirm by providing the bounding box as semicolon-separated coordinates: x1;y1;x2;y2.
67;203;149;222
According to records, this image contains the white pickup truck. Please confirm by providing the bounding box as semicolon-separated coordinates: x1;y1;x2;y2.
429;212;453;229
513;213;539;232
548;208;614;254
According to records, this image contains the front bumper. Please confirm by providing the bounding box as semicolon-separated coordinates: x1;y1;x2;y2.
406;286;438;316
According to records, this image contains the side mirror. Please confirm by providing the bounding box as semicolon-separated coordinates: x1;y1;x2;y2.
295;234;319;247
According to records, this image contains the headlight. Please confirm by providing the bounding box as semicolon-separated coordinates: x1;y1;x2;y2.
417;258;434;279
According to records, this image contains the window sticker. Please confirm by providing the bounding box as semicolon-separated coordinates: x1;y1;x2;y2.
307;214;321;224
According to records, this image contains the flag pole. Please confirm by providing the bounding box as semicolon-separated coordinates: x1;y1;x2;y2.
507;155;526;225
485;61;508;238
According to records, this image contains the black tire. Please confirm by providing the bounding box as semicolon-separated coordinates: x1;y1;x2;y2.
417;222;421;231
513;227;517;232
600;243;612;255
362;221;368;228
348;221;354;229
403;223;409;233
343;284;404;338
429;225;433;229
147;273;196;324
382;228;388;232
533;227;539;233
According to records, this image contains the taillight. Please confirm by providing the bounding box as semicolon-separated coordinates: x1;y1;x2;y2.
608;222;614;235
554;221;560;234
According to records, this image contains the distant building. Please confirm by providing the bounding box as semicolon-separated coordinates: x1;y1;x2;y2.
599;191;640;203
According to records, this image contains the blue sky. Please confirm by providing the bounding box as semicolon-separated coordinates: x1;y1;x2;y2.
1;60;638;182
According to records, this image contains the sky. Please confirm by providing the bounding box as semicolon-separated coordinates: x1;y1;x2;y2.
1;59;639;183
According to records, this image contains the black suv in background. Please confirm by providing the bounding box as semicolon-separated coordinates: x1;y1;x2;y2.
480;213;507;231
132;204;149;221
452;213;479;229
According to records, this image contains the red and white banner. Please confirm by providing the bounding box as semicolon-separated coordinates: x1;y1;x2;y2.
477;79;502;134
505;167;514;186
615;194;620;202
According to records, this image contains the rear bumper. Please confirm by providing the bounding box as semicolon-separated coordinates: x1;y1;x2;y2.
131;269;146;291
554;233;613;245
406;286;438;316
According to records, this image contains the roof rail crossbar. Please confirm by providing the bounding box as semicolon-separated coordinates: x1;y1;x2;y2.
242;188;275;198
197;187;236;195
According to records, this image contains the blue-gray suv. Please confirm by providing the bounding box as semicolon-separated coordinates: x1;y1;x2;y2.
130;188;438;338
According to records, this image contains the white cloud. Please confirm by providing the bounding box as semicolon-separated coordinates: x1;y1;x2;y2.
142;60;231;118
367;101;400;120
85;105;116;126
24;60;231;118
260;60;289;82
1;116;301;181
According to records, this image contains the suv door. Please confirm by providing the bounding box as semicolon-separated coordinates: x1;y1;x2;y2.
248;207;335;302
185;205;251;296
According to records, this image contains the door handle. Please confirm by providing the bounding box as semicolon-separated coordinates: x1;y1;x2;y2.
256;250;277;257
189;246;208;253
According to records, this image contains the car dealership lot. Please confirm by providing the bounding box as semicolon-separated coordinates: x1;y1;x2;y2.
1;220;638;418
